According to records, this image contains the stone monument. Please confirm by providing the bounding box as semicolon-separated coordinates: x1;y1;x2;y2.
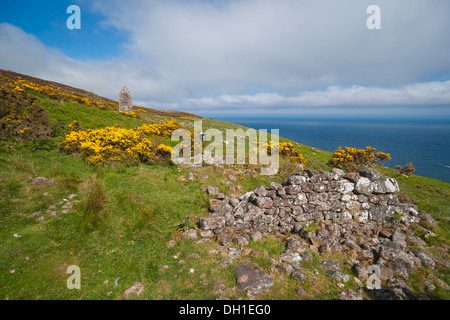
119;86;132;112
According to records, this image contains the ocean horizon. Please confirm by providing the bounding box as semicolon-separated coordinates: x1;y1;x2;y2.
215;116;450;183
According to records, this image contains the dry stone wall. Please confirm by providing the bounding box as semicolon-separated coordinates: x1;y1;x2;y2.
200;167;426;236
190;167;446;299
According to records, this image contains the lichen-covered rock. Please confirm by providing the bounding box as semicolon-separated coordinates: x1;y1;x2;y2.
372;177;400;194
199;215;226;230
354;177;374;196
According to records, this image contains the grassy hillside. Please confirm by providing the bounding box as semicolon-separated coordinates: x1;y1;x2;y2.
0;70;448;300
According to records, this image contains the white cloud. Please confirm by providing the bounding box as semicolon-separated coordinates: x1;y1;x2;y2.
183;81;450;111
1;0;450;117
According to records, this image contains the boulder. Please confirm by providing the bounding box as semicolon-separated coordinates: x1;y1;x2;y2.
234;263;274;298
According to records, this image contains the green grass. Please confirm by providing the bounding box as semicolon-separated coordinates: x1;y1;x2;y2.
38;99;146;130
0;90;449;300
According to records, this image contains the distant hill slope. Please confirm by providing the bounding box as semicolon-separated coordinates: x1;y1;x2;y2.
0;69;205;121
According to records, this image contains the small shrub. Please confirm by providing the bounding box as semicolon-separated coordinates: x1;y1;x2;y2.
329;146;391;171
397;190;414;204
139;119;182;136
254;141;307;165
396;162;416;177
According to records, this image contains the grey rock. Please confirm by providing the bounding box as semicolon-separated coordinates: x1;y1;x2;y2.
121;282;144;299
251;230;263;241
270;182;283;190
319;260;342;272
331;168;346;181
206;185;220;197
220;257;233;268
32;177;56;187
368;286;418;300
418;211;438;229
182;229;198;240
285;185;302;195
423;279;436;291
328;270;350;283
275;263;294;276
338;289;364;300
166;240;177;248
236;236;249;246
199;216;226;230
255;197;273;209
372;177;400;194
287;175;307;185
299;252;314;262
254;185;268;197
199;229;214;238
354;265;368;280
413;251;435;270
187;253;200;259
234;263;274;298
357;166;381;181
291;271;307;282
354;177;374;196
286;237;308;253
336;180;355;194
392;230;406;244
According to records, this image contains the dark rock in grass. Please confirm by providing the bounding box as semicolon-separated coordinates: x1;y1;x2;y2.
206;185;220;197
338;289;364;300
319;260;342;272
367;286;419;300
291;271;307;282
32;177;56;187
234;262;274;299
328;270;350;283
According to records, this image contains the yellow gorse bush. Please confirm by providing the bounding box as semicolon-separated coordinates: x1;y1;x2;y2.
60;125;155;166
157;144;173;154
330;146;391;171
60;120;184;166
120;111;138;118
139;119;182;136
8;78;118;110
252;141;307;165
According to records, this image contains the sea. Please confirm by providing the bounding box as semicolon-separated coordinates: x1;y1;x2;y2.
215;116;450;183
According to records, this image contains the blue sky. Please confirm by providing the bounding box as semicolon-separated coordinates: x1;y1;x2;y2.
0;1;128;60
1;0;449;118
